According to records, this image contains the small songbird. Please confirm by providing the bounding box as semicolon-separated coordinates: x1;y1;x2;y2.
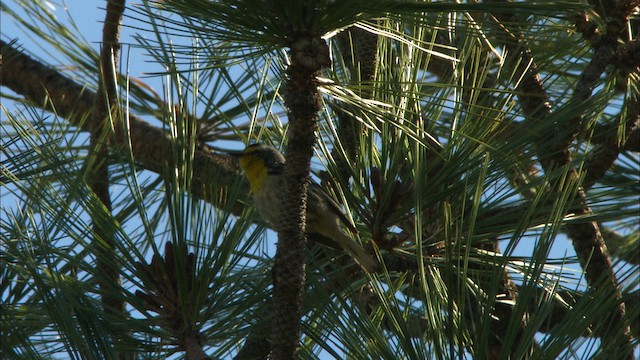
228;143;377;273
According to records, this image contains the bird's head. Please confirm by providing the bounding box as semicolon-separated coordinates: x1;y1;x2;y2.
227;143;285;191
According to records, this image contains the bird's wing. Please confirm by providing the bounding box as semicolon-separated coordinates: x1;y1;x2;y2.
307;181;357;233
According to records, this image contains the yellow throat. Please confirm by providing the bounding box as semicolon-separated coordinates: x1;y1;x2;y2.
239;156;269;193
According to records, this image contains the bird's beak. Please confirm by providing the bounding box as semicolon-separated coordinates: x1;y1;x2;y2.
226;149;245;157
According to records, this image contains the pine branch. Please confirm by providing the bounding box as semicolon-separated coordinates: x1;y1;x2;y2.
583;96;639;190
330;26;379;175
90;0;126;323
0;39;246;214
134;242;208;359
270;35;330;359
235;248;637;360
233;319;271;360
591;121;640;152
488;0;636;355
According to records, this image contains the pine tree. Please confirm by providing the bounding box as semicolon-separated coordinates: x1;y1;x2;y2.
1;1;638;359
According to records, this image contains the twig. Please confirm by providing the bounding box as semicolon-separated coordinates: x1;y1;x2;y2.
90;1;127;357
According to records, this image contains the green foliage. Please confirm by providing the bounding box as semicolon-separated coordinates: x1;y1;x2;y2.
1;0;637;359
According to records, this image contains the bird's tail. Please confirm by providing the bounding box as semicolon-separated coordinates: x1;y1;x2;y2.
334;231;378;273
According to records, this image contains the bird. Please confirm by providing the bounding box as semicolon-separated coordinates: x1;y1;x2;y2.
228;143;377;273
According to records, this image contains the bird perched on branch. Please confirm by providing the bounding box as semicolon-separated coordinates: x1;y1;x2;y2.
228;143;377;273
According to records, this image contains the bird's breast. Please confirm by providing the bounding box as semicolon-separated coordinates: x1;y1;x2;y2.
252;176;283;225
